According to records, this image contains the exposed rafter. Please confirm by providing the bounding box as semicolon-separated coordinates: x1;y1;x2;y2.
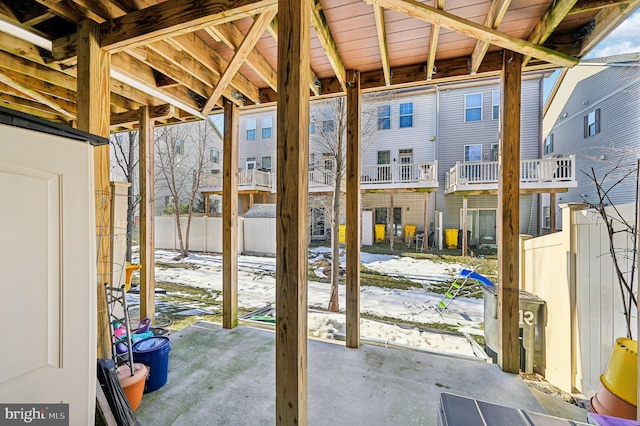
201;6;277;114
522;0;578;66
427;0;445;80
0;69;74;118
579;0;640;55
373;5;391;85
110;103;175;127
309;0;347;91
366;0;579;67
469;0;511;73
51;0;278;62
569;0;632;14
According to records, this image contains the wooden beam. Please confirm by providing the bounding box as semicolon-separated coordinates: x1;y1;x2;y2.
51;0;278;61
569;0;631;14
35;0;104;24
498;50;522;374
372;5;391;86
201;6;277;114
366;0;579;67
549;192;557;233
276;0;309;423
579;0;640;56
139;105;156;325
207;21;278;91
522;0;578;66
222;98;239;329
76;19;112;360
346;69;361;349
470;0;511;73
170;33;260;104
310;0;347;91
110;103;174;127
427;0;445;80
0;69;75;118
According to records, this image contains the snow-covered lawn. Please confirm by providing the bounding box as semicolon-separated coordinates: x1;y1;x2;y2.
141;248;487;357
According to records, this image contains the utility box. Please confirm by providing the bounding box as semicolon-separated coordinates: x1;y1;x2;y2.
482;286;546;374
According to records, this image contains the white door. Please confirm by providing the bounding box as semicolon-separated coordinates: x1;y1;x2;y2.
0;123;97;424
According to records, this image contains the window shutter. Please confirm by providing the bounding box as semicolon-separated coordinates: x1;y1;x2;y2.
595;108;601;134
583;115;588;138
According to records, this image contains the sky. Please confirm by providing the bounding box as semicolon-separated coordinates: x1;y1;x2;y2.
543;10;640;102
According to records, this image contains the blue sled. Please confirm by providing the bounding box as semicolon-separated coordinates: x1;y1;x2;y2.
459;269;494;287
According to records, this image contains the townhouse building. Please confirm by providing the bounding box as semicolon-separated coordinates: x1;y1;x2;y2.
542;53;640;230
200;72;577;248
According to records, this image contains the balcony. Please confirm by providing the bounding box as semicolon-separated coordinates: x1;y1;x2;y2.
444;156;577;195
199;169;273;193
360;161;438;190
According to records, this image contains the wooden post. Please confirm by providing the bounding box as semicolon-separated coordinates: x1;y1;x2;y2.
389;191;394;250
249;192;254;209
462;194;468;256
276;0;309;423
346;69;361;349
498;50;523;374
205;194;210;216
77;19;112;359
139;106;155;324
549;192;556;233
423;191;429;249
223;98;239;329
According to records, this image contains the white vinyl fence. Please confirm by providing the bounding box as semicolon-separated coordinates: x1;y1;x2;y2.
155;215;245;253
520;202;638;395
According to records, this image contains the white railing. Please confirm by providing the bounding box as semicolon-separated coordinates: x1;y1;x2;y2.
199;169;272;190
445;156;575;189
360;161;437;185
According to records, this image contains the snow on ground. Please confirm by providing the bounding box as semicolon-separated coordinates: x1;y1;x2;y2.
146;249;485;356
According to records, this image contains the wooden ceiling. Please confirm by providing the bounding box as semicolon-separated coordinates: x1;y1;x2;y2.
0;0;637;132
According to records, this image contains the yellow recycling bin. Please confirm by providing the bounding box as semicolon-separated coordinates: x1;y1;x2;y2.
404;225;417;242
445;229;459;249
339;224;346;243
375;224;386;242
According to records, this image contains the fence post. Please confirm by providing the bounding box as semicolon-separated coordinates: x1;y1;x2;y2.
519;235;533;291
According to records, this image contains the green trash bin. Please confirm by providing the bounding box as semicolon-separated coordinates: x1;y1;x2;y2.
445;229;458;248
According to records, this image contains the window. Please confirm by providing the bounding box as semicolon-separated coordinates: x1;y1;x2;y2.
543;206;550;229
310;121;315;134
246;118;256;140
464;144;482;162
322;109;334;133
584;109;601;137
399;102;413;128
246;157;256;170
261;116;272;139
492;91;500;120
377;105;391;130
465;93;482;122
211;149;219;164
309;153;315;170
261;155;272;170
544;134;553;155
174;139;184;155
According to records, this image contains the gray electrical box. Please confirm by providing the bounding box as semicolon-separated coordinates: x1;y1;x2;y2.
482;286;546;374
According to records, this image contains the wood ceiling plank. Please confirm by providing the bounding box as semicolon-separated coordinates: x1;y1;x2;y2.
570;0;631;14
522;0;578;66
470;0;511;73
35;0;104;23
366;0;579;67
310;0;347;91
0;31;62;71
0;50;76;91
427;0;446;80
110;103;175;126
51;0;278;62
579;0;640;55
206;21;278;91
0;96;67;122
170;33;260;103
372;5;391;85
0;71;76;118
201;6;277;114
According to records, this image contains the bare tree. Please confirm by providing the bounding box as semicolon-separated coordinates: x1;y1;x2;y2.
155;121;215;259
309;93;387;312
110;131;140;262
581;159;639;339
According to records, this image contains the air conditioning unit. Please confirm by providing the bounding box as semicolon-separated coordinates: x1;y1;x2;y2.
491;143;499;150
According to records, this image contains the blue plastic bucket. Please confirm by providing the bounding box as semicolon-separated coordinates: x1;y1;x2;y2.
132;336;171;393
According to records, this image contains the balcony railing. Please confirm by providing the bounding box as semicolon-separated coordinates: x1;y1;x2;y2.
199;169;273;191
360;161;438;188
445;156;576;192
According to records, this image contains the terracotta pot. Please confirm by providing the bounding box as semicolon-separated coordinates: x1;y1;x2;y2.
589;382;637;420
117;363;148;411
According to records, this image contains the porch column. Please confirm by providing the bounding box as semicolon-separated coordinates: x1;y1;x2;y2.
276;0;309;423
249;192;254;209
205;194;210;217
462;194;468;256
139;107;155;325
389;191;394;250
549;193;556;233
77;19;112;359
346;69;361;349
498;50;522;374
423;191;429;249
223;98;239;329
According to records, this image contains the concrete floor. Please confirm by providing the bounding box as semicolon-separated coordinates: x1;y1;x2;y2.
135;322;548;425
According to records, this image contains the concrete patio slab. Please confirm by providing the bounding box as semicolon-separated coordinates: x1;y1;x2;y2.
135;322;545;425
